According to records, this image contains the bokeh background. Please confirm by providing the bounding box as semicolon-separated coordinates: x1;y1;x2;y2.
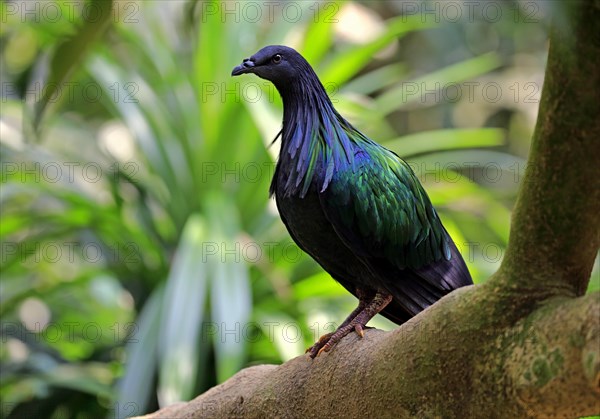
1;1;598;418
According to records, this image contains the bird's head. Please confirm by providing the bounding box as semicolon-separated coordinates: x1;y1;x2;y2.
231;45;309;87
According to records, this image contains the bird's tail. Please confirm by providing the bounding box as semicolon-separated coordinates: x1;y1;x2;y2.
379;238;472;324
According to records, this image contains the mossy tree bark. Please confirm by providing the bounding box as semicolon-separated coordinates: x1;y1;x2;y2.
137;1;600;417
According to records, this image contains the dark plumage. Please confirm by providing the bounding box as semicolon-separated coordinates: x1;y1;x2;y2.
232;45;473;357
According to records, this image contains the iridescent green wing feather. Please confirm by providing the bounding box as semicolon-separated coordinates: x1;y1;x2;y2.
320;144;450;270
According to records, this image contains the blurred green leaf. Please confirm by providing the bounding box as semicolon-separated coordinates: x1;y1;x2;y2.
300;4;337;65
117;286;163;418
385;128;505;156
293;272;347;299
157;215;209;405
34;0;114;128
41;363;113;399
342;63;407;95
376;52;502;115
205;195;252;383
320;15;436;86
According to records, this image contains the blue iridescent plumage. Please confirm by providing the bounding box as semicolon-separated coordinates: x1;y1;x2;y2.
233;45;472;356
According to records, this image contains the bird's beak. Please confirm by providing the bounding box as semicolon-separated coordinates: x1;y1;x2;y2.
231;58;255;76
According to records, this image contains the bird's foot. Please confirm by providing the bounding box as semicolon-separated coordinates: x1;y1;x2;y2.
307;292;392;359
305;332;334;358
307;322;368;359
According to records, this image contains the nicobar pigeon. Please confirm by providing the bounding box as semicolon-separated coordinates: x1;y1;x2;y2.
232;46;473;358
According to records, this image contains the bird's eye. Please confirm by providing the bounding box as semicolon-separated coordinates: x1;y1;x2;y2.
272;54;282;64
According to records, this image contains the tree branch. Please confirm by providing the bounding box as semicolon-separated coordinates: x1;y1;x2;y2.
137;289;599;418
505;294;600;417
500;0;600;295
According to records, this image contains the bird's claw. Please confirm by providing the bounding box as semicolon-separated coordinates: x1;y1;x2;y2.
354;324;364;338
306;324;369;359
306;332;333;358
316;344;330;357
307;344;324;359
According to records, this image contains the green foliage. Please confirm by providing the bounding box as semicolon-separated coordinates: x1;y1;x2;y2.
34;0;114;128
1;1;585;418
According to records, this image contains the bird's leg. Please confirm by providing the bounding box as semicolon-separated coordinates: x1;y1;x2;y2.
307;291;392;359
305;290;372;357
306;303;365;355
335;288;375;329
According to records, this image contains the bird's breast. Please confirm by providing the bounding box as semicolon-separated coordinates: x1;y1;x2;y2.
274;178;373;290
